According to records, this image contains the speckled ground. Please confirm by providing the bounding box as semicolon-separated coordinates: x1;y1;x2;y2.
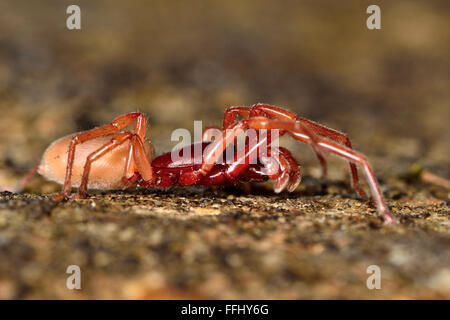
0;176;448;299
0;1;449;299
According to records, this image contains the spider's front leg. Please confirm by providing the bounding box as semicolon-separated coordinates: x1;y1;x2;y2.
259;146;301;193
220;104;367;198
247;118;395;224
200;128;301;192
250;104;367;198
192;117;395;224
219;106;329;176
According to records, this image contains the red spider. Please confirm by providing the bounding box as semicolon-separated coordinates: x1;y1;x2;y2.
2;104;396;223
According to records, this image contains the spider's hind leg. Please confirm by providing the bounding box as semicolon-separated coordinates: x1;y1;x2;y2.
0;160;41;194
53;112;148;201
68;132;153;201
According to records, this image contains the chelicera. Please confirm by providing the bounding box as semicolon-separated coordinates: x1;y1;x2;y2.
3;104;396;223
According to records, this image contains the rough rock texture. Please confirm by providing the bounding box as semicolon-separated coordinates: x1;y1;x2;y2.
0;1;448;299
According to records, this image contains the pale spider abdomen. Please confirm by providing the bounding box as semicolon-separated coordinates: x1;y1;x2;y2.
38;134;153;190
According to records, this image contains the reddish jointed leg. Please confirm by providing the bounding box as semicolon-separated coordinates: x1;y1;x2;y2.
198;118;317;177
202;120;268;181
221;106;327;182
70;132;153;200
0;160;41;193
260;146;301;193
250;104;367;197
222;106;323;154
54;112;150;201
278;147;301;192
194;117;395;223
223;106;325;158
213;106;320;189
202;110;303;192
222;104;366;198
202;126;300;192
123;112;151;180
221;132;301;192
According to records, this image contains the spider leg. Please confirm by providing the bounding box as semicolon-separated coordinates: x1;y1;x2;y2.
190;118;394;223
260;146;302;193
202;107;252;144
247;118;395;223
55;112;147;200
215;106;321;188
69;132;153;200
203;114;279;181
0;160;41;193
197;117;316;177
222;105;328;179
220;134;301;193
277;147;302;192
222;107;252;129
124;112;148;179
248;104;366;198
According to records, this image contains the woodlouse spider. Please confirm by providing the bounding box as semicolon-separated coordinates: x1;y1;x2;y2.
2;104;396;224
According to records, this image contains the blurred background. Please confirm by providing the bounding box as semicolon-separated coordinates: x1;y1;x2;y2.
0;0;448;182
0;0;448;299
